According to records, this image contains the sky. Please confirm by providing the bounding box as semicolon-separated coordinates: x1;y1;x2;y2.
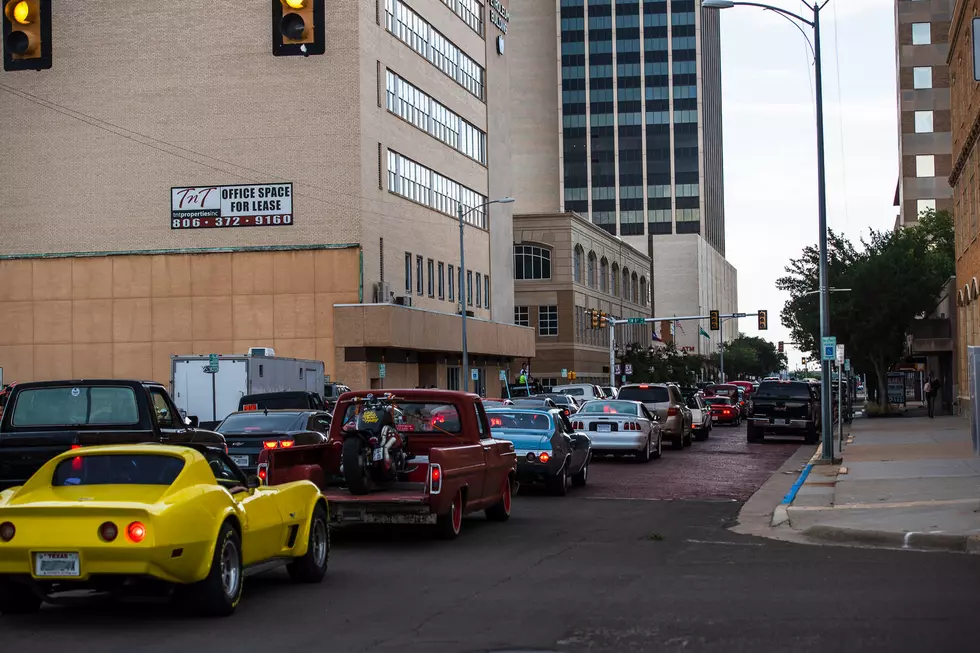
715;0;898;370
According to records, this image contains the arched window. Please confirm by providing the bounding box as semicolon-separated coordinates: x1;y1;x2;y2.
611;263;620;296
622;268;630;300
587;251;597;287
631;272;639;303
514;244;552;280
600;257;609;293
573;245;584;283
639;277;647;306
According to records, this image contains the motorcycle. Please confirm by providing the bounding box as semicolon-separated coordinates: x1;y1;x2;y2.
340;394;413;495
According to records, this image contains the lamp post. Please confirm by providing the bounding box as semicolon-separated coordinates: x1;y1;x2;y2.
458;197;515;394
702;0;835;462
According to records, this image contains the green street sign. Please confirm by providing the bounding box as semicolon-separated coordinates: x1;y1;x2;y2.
627;318;645;324
207;354;219;373
379;363;386;378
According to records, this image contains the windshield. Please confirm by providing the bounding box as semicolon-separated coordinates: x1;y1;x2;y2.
342;402;461;433
685;395;702;409
52;454;185;486
704;397;732;406
217;412;303;433
11;386;139;427
617;386;670;403
580;401;639;415
754;383;812;400
488;412;553;431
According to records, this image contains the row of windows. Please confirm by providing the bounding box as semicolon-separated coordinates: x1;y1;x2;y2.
671;36;696;49
564;185;697;202
439;0;484;36
385;0;485;100
514;245;552;281
404;252;490;309
514;306;559;336
385;71;487;164
574;246;648;305
387;150;488;228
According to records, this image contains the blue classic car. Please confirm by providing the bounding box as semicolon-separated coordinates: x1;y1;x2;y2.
486;408;591;496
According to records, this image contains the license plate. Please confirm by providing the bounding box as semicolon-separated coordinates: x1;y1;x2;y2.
372;448;384;462
597;424;612;432
778;419;790;425
231;455;250;467
35;552;80;578
712;416;719;421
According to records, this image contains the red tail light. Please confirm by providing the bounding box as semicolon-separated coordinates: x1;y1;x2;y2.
539;452;551;463
667;406;678;417
126;522;146;543
70;444;81;450
0;522;14;542
257;463;268;482
429;463;443;494
99;522;118;542
263;441;279;449
280;440;294;448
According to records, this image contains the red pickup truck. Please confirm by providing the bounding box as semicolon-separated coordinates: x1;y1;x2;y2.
257;389;517;539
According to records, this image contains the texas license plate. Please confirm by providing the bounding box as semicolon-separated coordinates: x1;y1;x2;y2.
35;552;80;578
231;455;250;467
372;448;384;462
712;415;719;421
597;424;612;432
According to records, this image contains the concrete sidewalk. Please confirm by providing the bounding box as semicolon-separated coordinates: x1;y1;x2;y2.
782;415;980;553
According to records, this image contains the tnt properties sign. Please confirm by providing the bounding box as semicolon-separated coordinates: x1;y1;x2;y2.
171;183;293;230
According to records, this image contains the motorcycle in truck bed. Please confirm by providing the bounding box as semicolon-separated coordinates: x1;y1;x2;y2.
257;389;518;539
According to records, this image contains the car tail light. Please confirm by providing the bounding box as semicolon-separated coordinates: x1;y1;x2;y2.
539;452;550;463
429;463;443;495
70;444;81;450
280;440;294;448
368;437;379;446
99;522;118;542
667;406;678;417
263;441;279;449
0;522;14;542
525;452;535;462
126;522;147;543
257;463;268;482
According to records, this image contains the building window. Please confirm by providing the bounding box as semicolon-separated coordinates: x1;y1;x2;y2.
631;273;639;303
387;150;488;228
484;275;490;309
416;255;424;295
427;258;435;297
600;258;609;293
514;244;552;280
587;252;597;287
448;264;455;302
914;110;934;133
913;66;932;89
405;252;412;293
911;22;931;45
475;272;482;307
467;270;474;306
515;306;529;326
538;306;558;336
574;246;584;283
640;277;647;306
439;0;484;36
611;263;620;296
438;262;445;299
917;199;936;216
622;268;630;300
916;155;935;178
448;366;460;391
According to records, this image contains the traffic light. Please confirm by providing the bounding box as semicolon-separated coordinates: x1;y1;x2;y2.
709;310;720;331
569;371;577;380
599;311;608;329
778;341;784;353
590;309;599;329
758;310;768;330
3;0;51;71
273;0;325;57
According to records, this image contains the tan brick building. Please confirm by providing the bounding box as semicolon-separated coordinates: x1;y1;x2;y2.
0;0;532;393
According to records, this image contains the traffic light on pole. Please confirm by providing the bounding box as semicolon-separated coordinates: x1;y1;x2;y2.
778;341;784;353
599;311;608;329
709;310;720;331
590;309;599;329
273;0;325;57
758;310;768;330
3;0;51;71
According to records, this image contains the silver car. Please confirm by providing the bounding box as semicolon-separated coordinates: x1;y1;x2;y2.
616;383;693;450
571;400;662;461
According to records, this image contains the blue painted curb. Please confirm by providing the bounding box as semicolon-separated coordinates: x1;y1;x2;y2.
780;463;813;505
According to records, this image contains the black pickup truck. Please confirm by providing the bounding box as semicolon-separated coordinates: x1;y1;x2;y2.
746;380;820;444
0;379;225;490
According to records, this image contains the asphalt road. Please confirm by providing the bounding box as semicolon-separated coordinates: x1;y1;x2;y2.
4;425;979;653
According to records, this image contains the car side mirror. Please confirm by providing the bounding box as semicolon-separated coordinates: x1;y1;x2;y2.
185;415;199;428
246;474;261;490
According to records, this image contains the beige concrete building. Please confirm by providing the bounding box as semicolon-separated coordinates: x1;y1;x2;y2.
895;0;954;227
0;0;532;393
514;212;654;386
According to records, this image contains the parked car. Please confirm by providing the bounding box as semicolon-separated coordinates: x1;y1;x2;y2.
0;443;327;616
747;380;820;443
684;392;712;441
215;409;331;474
487;408;591;494
704;395;740;426
570;400;662;461
616;383;693;450
550;384;605;401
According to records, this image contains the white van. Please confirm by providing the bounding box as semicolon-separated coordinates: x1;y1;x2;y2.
551;384;606;401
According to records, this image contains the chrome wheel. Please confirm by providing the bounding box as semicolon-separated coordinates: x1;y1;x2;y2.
311;519;328;568
220;538;241;598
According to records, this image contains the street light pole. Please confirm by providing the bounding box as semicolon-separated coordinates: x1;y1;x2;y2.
457;197;514;394
702;0;834;462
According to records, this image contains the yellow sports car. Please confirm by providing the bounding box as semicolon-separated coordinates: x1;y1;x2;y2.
0;443;329;617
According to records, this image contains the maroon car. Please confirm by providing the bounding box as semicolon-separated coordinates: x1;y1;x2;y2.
704;396;740;426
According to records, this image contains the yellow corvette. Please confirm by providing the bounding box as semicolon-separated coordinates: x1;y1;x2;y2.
0;443;329;617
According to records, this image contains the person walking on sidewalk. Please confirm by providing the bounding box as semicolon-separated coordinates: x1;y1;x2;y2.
925;374;942;418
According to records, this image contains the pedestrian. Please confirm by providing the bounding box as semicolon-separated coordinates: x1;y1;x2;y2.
929;374;942;418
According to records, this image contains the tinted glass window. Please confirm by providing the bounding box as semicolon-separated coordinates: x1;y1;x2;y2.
12;386;139;427
217;413;304;433
580;401;639;415
149;389;175;428
487;412;553;431
617;386;670;403
754;383;812;400
52;454;184;486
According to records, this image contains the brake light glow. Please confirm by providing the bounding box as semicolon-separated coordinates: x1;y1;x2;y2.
242;404;258;411
490;417;503;427
0;522;14;542
99;522;118;542
263;441;279;449
126;522;146;543
539;452;550;463
70;444;81;450
257;464;268;481
280;440;294;448
429;463;443;494
639;384;649;389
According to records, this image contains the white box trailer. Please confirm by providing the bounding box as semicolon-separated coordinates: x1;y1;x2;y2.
170;354;325;427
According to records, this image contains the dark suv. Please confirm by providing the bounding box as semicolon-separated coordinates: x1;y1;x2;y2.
746;381;820;443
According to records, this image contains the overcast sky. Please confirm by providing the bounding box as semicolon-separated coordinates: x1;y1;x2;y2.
716;0;897;370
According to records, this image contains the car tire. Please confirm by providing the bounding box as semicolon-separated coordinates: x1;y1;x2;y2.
546;466;568;496
682;427;693;447
693;427;706;442
671;431;684;450
436;489;464;539
193;522;243;617
571;459;589;486
0;579;42;614
287;504;330;583
485;478;513;521
652;433;663;459
342;436;374;495
747;425;764;443
636;437;651;463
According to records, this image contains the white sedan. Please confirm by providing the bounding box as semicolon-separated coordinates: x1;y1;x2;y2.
571;400;662;462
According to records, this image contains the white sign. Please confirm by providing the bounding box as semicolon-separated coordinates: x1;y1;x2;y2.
821;336;837;362
614;364;621;375
561;369;568;378
171;183;293;230
471;368;480;381
836;344;845;366
499;370;507;381
625;364;633;376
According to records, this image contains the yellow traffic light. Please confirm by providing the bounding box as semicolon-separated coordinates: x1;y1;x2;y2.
569;371;577;380
599;311;608;329
709;310;720;331
273;0;325;56
3;0;50;71
758;310;768;330
590;309;599;329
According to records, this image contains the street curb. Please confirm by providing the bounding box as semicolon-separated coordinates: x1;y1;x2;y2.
803;525;980;555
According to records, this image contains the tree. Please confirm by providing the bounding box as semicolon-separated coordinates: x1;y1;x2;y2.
620;342;706;386
777;209;954;410
710;334;787;379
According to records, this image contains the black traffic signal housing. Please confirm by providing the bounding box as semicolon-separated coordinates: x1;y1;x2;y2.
709;310;720;331
778;341;784;353
3;0;51;71
758;310;768;330
273;0;325;57
599;311;608;329
590;309;599;329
